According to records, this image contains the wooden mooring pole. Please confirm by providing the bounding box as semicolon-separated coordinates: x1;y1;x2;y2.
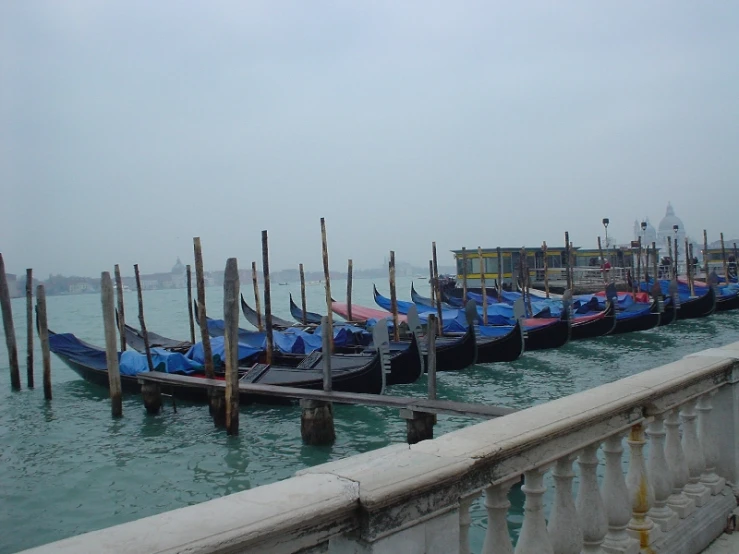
432;242;443;335
186;265;196;344
686;240;695;297
0;253;21;390
25;268;34;388
223;258;240;436
542;242;550;298
703;229;709;277
597;236;606;285
320;218;334;353
389;251;400;342
461;247;468;302
114;264;126;351
564;232;571;291
36;284;52;400
427;314;437;401
251;262;263;331
404;315;436;445
346;259;353;322
299;263;307;325
428;260;435;307
721;233;729;284
636;238;642;296
100;272;123;417
262;231;274;363
193;237;215;378
496;246;503;297
478;247;487;326
569;241;575;290
134;264;154;372
300;315;335;445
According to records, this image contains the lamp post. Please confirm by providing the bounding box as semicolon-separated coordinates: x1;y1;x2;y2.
673;224;679;278
602;218;610;267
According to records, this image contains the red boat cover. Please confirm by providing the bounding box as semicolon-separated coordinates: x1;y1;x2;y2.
332;302;407;323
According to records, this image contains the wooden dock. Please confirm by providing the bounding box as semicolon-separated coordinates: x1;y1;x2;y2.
136;372;516;419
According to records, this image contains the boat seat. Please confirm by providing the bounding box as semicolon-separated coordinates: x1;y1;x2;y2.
297;350;322;369
240;363;271;383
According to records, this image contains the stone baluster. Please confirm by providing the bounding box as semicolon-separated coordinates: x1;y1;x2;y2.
680;399;711;506
697;391;726;495
482;479;517;554
515;468;554;554
626;423;662;549
576;444;607;553
664;408;695;518
601;434;639;554
646;414;679;532
458;491;480;554
547;455;582;554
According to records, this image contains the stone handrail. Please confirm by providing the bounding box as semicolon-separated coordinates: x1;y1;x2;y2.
21;342;739;553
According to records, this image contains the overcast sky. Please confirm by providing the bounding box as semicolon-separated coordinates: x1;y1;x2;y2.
2;1;737;277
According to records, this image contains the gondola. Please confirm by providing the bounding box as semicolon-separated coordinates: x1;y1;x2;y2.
410;282;435;308
657;297;676;327
674;286;716;320
474;321;524;363
289;294;323;325
570;301;616;340
240;295;296;330
127;322;423;387
609;301;661;335
49;330;386;398
522;313;571;351
716;291;739;312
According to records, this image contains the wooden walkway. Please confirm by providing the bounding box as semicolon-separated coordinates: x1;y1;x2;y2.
137;372;516;419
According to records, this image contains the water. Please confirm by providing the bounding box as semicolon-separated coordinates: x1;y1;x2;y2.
1;276;738;553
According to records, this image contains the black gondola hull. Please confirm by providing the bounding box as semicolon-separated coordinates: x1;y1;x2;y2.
675;287;716;320
475;322;524;363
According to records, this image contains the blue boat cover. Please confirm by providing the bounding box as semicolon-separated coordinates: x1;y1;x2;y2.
186;336;262;365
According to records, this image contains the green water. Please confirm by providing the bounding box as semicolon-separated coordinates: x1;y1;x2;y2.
1;277;738;553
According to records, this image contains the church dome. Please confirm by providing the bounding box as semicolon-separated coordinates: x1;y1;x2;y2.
634;218;657;245
172;257;185;275
657;202;684;234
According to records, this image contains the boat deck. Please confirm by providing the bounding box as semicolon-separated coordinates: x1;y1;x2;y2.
136;372;516;419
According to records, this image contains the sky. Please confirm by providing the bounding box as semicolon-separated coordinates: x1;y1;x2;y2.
1;1;738;278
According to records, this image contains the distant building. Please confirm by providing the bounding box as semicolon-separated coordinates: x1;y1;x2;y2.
656;202;686;251
632;218;658;247
6;273;19;298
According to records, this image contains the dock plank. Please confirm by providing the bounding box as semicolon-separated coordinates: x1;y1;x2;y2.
136;372;516;419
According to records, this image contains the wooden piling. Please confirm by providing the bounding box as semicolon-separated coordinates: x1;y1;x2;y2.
403;409;435;445
114;264;126;351
319;218;334;353
598;236;606;285
346;259;353;322
25;268;33;388
35;284;52;400
0;253;21;390
569;241;576;290
427;314;437;401
251;262;263;331
673;238;679;281
496;246;503;297
223;258;240;436
261;231;274;363
721;233;729;284
134;264;154;372
667;237;674;277
432;242;443;335
300;315;335;445
193;237;215;378
100;272;122;417
478;247;488;326
461;247;468;301
389;251;400;342
564;232;571;290
686;238;695;297
652;241;659;286
636;238;642;296
428;260;435;307
703;229;709;276
299;263;307;326
542;242;550;298
186;265;196;344
141;382;162;415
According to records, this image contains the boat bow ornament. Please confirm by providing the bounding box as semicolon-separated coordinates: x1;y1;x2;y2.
21;342;739;554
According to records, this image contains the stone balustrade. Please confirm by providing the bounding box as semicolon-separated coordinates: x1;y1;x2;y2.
21;342;739;554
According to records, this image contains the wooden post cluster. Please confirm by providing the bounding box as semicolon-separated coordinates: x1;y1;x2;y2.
133;264;154;372
319;218;334;353
389;251;400;342
461;247;468;301
0;253;21;390
186;264;196;344
223;258;240;435
262;231;274;363
478;247;488;326
193;237;215;378
100;272;123;417
346;259;353;322
114;264;126;351
36;284;52;400
299;263;307;325
251;262;264;331
25;268;33;388
432;242;443;335
300;315;335;446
